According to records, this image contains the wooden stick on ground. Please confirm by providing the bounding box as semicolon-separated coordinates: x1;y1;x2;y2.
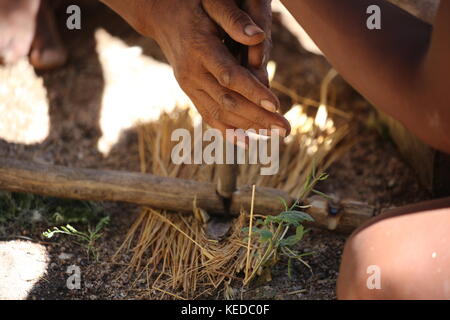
0;157;375;232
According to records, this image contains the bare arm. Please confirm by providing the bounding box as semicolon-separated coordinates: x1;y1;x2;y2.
281;0;450;153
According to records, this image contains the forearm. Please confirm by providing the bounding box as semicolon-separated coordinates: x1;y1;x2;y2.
281;0;450;153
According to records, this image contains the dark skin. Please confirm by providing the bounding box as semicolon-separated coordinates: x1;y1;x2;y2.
281;0;450;154
101;0;291;141
278;0;450;299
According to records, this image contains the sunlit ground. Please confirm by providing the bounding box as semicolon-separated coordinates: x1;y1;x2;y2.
0;60;50;145
95;29;194;154
0;27;197;299
0;28;194;154
0;241;49;300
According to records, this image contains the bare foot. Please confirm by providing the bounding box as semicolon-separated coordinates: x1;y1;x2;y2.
0;0;67;70
0;0;40;65
29;0;67;71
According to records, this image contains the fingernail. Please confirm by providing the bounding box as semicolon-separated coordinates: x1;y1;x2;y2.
271;125;287;138
261;100;277;112
244;25;264;37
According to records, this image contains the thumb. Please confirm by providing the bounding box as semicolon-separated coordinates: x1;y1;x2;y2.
202;0;266;46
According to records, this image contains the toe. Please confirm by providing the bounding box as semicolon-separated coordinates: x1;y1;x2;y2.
29;0;67;71
30;46;67;70
0;37;27;65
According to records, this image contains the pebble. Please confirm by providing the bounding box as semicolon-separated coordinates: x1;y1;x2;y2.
31;210;43;223
58;253;73;260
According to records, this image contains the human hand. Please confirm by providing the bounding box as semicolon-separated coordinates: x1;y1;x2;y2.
203;0;273;87
102;0;290;140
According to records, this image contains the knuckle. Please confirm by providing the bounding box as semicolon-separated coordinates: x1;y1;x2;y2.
245;84;258;100
253;114;269;128
217;64;235;87
221;93;238;111
226;9;250;28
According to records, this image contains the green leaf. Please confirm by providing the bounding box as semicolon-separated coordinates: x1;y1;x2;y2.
242;227;259;234
43;228;56;238
242;227;273;242
259;230;273;242
66;224;78;233
280;225;306;247
280;235;299;247
279;210;314;225
264;215;281;224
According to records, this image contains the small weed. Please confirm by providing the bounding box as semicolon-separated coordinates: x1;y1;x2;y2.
0;192;109;260
243;167;329;283
43;216;110;261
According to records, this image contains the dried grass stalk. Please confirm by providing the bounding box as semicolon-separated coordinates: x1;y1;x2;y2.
115;70;352;299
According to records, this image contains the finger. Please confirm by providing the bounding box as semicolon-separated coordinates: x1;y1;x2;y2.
200;37;280;113
249;64;270;88
199;73;290;136
190;91;248;147
195;87;255;132
202;0;265;46
248;43;266;69
243;0;273;69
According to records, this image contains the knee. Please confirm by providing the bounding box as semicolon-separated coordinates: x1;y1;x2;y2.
337;229;386;299
337;213;450;299
337;219;413;300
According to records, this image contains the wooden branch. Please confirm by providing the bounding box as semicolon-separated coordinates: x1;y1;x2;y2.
0;157;287;217
305;196;375;233
0;157;375;232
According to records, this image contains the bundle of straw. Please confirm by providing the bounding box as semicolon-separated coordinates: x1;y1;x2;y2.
114;69;352;299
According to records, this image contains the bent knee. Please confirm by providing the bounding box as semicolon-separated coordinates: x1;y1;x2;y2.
337;209;450;299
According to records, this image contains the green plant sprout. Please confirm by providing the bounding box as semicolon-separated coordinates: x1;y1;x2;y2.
243;166;330;284
43;216;110;261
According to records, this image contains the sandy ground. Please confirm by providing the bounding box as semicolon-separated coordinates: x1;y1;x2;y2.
0;2;430;300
